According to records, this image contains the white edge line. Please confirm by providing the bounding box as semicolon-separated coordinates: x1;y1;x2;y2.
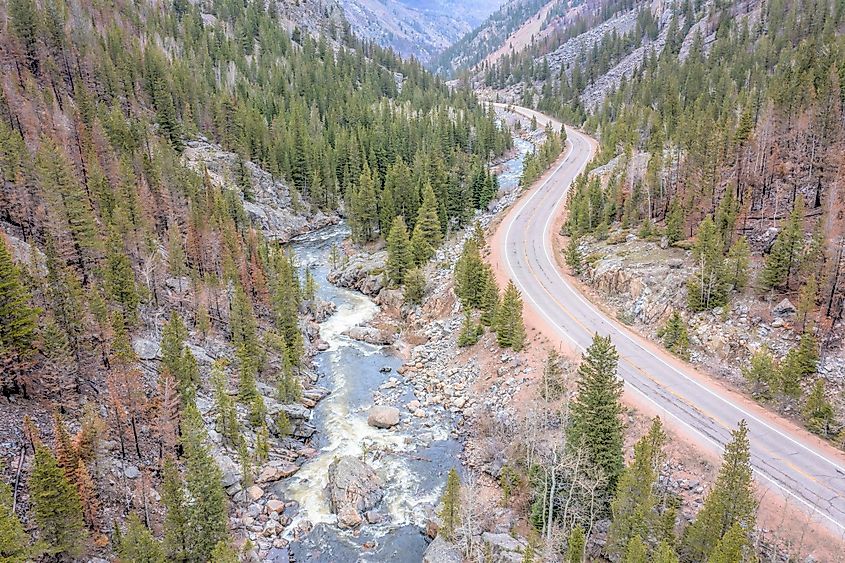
498;107;845;533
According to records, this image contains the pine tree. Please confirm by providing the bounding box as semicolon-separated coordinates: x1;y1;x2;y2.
29;445;88;558
386;216;413;285
161;313;198;403
725;237;750;290
681;421;755;561
0;237;38;364
565;525;585;563
209;540;239;563
410;183;442;265
104;226;139;323
565;236;583;274
495;281;526;351
741;347;778;400
162;456;189;561
211;360;239;446
665;200;684;244
707;522;747;563
403;267;426;305
438;468;461;540
687;216;727;312
116;513;165;563
760;199;805;290
457;311;481;347
181;404;229;561
657;311;689;358
622;535;648;563
803;379;834;436
568;334;624;492
653;541;680;563
607;417;666;558
0;468;37;562
455;236;486;309
479;273;499;326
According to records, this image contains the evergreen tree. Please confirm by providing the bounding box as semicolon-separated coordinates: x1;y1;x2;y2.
568;334;624;492
687;217;727;312
0;468;38;562
438;468;461;540
657;311;689;358
607;417;666;558
803;379;835;436
760;199;805;290
653;541;680;563
724;237;750;290
181;404;230;561
410;183;442;265
681;421;755;561
161;313;198;403
104;226;139;323
211;360;239;446
707;522;747;563
116;513;166;563
479;273;499;326
495;281;526;351
457;311;481;347
29;445;88;558
209;540;239;563
455;236;487;309
162;457;189;561
565;525;586;563
565;236;583;274
622;535;648;563
403;267;426;305
386;216;413;285
741;347;778;400
665;200;684;244
0;238;38;364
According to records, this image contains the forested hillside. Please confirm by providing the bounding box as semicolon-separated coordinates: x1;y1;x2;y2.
466;0;845;443
432;0;552;76
0;0;510;557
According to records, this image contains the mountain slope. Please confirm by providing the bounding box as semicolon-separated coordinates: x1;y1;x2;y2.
337;0;503;64
0;0;510;558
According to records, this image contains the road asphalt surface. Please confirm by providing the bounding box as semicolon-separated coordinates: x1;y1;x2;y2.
494;102;845;536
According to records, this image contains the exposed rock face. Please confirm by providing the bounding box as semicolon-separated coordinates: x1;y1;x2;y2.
367;405;400;428
327;456;383;524
182;138;337;242
327;251;387;296
773;298;796;317
422;536;462;563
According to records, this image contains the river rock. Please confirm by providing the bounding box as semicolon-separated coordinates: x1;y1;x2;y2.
256;462;299;483
327;456;383;517
345;326;395;345
422;536;462;563
367;406;400;429
337;505;363;529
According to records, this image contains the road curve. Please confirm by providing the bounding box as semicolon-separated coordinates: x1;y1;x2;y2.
493;103;845;536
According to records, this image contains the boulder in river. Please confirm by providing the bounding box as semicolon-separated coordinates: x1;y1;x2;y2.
327;456;383;518
367;406;400;429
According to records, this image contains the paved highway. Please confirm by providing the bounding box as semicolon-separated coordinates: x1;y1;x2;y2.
494;103;845;536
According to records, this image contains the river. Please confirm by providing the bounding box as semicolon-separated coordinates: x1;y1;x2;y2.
280;127;531;562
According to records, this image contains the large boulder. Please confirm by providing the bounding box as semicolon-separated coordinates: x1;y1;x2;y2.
422;536;462;563
327;456;383;517
367;406;400;429
344;326;395;345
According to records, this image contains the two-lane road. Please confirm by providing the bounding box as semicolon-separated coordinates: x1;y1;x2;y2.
493;103;845;536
